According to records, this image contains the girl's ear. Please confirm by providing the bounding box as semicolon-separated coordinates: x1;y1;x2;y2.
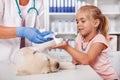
94;19;100;28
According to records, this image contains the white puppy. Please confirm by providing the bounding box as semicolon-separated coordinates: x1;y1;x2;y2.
12;38;76;75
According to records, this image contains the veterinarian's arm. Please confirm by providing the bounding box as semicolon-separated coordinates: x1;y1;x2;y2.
0;26;16;38
0;26;53;43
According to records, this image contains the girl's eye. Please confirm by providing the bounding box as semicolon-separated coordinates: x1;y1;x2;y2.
76;21;79;24
81;21;85;23
76;20;86;24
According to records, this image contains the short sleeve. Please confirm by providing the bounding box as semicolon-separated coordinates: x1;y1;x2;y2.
93;34;109;52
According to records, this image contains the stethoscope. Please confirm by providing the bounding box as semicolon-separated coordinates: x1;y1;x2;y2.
15;0;39;18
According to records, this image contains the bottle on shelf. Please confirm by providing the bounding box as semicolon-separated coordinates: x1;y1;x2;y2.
49;0;75;13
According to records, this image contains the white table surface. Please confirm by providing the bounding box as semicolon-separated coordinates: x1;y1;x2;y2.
0;61;103;80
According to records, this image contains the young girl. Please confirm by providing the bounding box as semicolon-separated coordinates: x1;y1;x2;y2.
51;5;119;80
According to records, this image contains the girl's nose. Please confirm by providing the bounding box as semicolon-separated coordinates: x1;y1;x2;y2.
77;23;82;28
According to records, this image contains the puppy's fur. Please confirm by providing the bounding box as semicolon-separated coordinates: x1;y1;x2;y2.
12;39;76;75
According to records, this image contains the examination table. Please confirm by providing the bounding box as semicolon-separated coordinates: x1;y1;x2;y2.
0;60;102;80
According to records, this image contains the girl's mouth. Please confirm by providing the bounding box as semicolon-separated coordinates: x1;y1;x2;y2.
78;28;84;32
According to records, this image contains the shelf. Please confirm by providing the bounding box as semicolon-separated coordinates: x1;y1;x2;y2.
55;33;77;39
109;32;120;35
103;12;120;18
49;13;76;21
103;12;120;15
49;12;120;19
98;0;119;5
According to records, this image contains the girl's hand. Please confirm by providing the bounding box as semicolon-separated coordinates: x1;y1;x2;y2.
50;39;69;49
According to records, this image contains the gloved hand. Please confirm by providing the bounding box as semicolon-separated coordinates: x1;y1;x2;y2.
16;27;53;43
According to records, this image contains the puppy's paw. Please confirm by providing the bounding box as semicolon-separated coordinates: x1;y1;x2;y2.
39;70;50;74
59;62;76;70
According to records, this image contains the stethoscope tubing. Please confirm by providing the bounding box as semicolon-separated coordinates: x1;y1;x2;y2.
15;0;39;19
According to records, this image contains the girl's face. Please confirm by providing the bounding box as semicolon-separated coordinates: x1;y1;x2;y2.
76;11;97;37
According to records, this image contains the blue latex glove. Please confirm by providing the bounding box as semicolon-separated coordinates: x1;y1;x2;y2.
16;27;53;43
